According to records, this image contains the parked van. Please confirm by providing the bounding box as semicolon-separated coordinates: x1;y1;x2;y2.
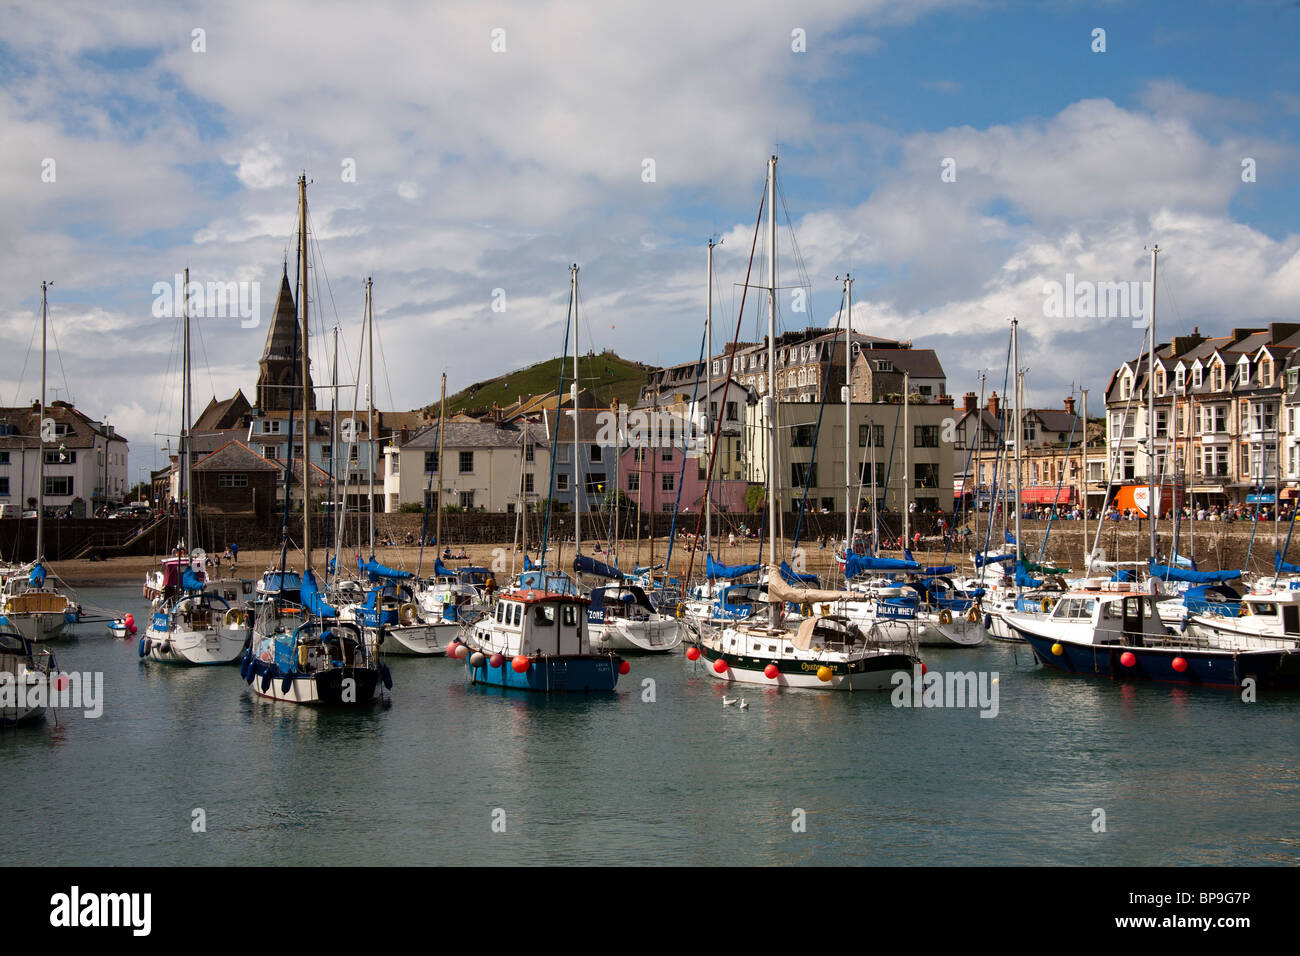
0;503;19;518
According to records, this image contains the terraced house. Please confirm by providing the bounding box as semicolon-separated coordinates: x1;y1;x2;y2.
1105;323;1300;508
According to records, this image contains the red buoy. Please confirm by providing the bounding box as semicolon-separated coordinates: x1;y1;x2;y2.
1171;656;1188;672
618;660;631;675
511;655;530;673
445;642;459;657
764;663;779;679
124;613;134;626
489;653;504;668
685;646;700;661
1120;651;1137;668
920;661;927;675
713;658;728;674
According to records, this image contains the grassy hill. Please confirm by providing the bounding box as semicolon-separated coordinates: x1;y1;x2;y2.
422;350;654;417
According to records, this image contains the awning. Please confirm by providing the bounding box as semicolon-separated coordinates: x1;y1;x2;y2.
1021;486;1075;504
1283;488;1300;500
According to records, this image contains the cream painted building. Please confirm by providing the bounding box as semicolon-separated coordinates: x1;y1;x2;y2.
384;421;549;513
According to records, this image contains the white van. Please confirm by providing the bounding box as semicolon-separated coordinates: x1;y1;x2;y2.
0;503;19;518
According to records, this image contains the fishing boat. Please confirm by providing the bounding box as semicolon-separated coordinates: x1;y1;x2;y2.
0;625;55;727
586;582;682;653
1006;579;1300;689
463;587;624;692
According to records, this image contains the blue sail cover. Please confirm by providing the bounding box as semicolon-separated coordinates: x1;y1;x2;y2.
1150;560;1241;583
359;554;413;581
1172;552;1197;570
1014;562;1042;588
1111;569;1135;583
28;562;46;587
300;568;338;618
524;555;535;571
844;553;921;578
1005;531;1016;545
975;552;1016;567
573;554;623;580
778;561;819;585
433;558;454;577
920;565;956;575
706;553;760;580
181;567;206;591
1275;553;1300;574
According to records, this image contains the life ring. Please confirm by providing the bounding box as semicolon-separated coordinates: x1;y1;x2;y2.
223;607;243;628
938;609;952;626
1040;598;1053;614
399;603;419;626
966;607;979;624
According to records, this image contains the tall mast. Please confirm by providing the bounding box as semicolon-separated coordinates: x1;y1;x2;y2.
1146;244;1159;564
182;267;194;552
330;323;339;575
1012;318;1022;569
1081;386;1089;571
298;174;311;567
903;371;911;550
571;264;581;556
37;281;48;559
365;277;376;555
435;372;446;552
766;155;778;614
705;238;714;556
843;274;853;550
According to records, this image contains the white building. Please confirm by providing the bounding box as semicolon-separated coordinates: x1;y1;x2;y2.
0;401;129;516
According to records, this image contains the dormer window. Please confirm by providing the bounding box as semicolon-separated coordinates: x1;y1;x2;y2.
1175;367;1186;391
1155;369;1166;396
1238;361;1250;386
1193;366;1203;388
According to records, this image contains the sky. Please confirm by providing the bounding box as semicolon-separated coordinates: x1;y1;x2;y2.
2;0;1299;475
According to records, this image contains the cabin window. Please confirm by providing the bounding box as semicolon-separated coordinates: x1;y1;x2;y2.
496;603;505;622
1252;602;1277;616
562;605;578;626
534;605;555;627
513;604;522;627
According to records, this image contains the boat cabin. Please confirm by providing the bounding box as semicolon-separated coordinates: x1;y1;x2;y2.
587;585;655;625
1047;584;1169;644
473;591;591;657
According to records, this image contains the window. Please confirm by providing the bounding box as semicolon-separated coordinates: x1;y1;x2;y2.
914;425;940;448
458;491;475;509
632;447;647;463
590;444;602;462
1175;367;1186;390
1155;369;1165;395
525;444;534;462
458;451;473;474
627;473;639;492
425;451;439;474
661;448;673;461
858;424;884;447
791;424;816;447
1250;403;1277;434
1193;366;1203;388
533;605;555;627
1200;446;1228;477
218;474;249;488
45;476;73;497
349;444;359;462
0;451;8;464
1239;362;1250;386
1154;409;1169;438
858;462;884;487
1200;405;1228;434
661;473;675;493
914;464;939;489
791;462;817;487
0;477;8;496
44;449;76;464
586;474;605;496
524;473;535;494
557;473;570;491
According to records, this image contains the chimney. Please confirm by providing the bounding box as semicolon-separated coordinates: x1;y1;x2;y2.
963;391;977;414
1064;396;1076;416
400;426;409;446
987;391;1000;418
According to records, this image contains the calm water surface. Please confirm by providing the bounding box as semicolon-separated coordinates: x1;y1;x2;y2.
2;585;1298;866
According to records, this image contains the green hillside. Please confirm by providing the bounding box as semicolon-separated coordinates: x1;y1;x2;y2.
422;351;654;417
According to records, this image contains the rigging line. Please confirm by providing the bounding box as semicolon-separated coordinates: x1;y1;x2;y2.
46;309;74;406
189;294;219;401
536;280;574;569
10;305;39;408
684;176;767;588
790;283;846;554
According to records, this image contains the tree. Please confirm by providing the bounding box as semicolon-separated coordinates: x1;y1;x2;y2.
744;484;766;513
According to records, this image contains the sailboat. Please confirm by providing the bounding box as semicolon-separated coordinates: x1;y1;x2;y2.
693;156;919;689
141;268;250;665
0;624;56;726
1;282;76;643
240;175;390;704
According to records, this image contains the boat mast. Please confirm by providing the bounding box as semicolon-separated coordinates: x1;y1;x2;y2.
298;173;311;569
843;274;853;553
330;323;339;574
571;263;581;558
1146;244;1159;564
435;372;446;553
903;370;910;551
1012;318;1022;571
182;266;194;553
766;155;778;622
365;277;376;556
1081;386;1089;571
705;238;714;557
37;282;48;559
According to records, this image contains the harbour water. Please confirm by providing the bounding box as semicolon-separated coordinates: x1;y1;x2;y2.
2;585;1298;866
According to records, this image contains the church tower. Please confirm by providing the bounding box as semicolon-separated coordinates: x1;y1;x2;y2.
255;261;314;412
